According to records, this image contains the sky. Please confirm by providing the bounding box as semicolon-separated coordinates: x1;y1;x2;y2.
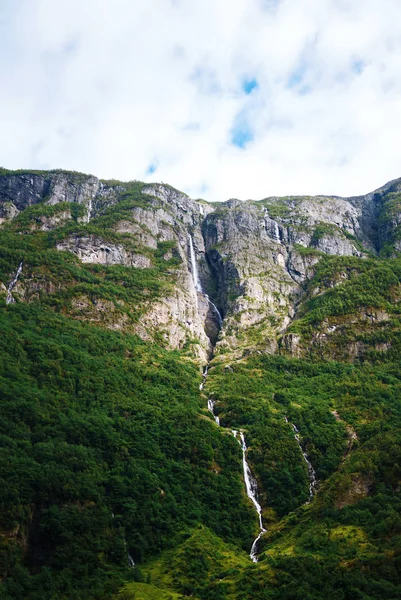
1;0;401;202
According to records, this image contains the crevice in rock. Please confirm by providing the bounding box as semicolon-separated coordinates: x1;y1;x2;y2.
188;231;223;350
203;250;224;320
201;221;244;319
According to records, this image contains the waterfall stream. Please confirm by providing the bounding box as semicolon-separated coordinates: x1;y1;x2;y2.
200;365;220;425
87;197;92;223
273;221;280;242
201;364;265;561
188;235;223;327
199;364;208;390
285;417;318;500
6;261;23;305
123;535;135;568
207;398;220;425
232;430;266;562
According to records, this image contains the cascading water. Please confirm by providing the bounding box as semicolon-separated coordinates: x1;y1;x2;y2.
207;297;223;328
188;235;223;327
199;364;208;390
200;364;220;425
285;417;318;500
123;535;135;568
87;197;92;223
201;367;265;560
273;221;280;242
232;430;266;562
6;261;23;305
207;398;220;425
189;234;202;293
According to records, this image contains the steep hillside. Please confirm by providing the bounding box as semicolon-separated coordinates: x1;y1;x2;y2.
0;169;400;599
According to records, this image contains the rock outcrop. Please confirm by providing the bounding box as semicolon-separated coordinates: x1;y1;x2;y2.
1;168;401;363
56;235;152;268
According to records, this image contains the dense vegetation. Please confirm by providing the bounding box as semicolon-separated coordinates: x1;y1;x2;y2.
0;171;400;599
0;304;255;599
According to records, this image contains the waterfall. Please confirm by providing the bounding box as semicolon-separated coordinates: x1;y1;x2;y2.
207;297;223;328
273;221;281;242
285;417;318;500
201;369;266;560
189;235;202;292
207;399;220;425
232;430;266;562
200;364;220;425
6;261;23;305
199;364;208;390
188;235;223;327
87;197;92;223
123;535;135;568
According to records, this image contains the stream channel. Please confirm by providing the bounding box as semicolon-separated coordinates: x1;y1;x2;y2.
201;364;266;562
284;417;318;500
190;234;266;561
190;235;319;561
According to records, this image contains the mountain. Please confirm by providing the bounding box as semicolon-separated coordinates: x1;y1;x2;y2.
0;168;400;599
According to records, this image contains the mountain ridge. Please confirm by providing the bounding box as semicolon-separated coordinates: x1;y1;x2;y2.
0;169;400;599
3;168;401;363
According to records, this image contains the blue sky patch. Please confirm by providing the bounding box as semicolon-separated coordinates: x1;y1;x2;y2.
287;69;304;88
230;114;254;149
146;162;158;176
260;0;280;12
242;77;258;95
286;57;308;89
352;59;365;75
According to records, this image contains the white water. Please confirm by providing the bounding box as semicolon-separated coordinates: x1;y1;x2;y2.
188;235;223;327
273;221;281;242
6;261;23;305
123;535;135;568
199;364;208;390
200;363;267;562
207;298;223;328
207;399;220;425
87;197;92;223
200;364;220;425
285;417;318;500
189;235;202;292
232;430;266;562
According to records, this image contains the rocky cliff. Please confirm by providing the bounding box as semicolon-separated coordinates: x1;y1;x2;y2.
1;168;401;600
1;168;401;363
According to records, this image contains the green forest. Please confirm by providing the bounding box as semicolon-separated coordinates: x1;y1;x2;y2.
0;171;400;599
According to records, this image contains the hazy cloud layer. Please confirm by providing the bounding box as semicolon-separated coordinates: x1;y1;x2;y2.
1;0;401;201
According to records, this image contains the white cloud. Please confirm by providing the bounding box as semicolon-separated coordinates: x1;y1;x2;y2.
1;0;401;201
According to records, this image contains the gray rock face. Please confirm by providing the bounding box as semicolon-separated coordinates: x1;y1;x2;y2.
56;235;152;268
0;171;104;221
312;233;362;257
2;169;401;363
201;202;296;359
